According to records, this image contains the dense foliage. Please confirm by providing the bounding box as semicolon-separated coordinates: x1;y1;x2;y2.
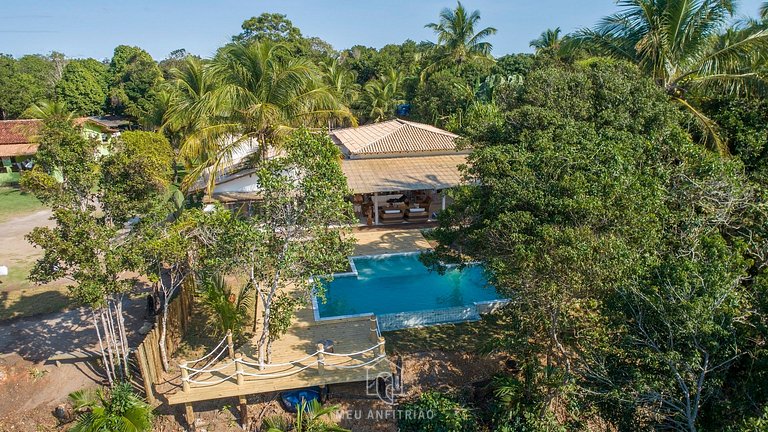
427;59;767;431
68;382;153;432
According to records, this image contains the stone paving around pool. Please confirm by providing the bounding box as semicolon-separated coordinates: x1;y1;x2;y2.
351;227;432;256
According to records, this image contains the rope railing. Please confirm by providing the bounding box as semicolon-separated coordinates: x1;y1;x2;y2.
324;341;384;357
179;339;386;388
324;354;386;370
186;333;230;365
236;351;318;369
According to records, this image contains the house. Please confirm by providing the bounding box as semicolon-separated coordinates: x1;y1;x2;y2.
0;118;119;172
0;120;39;170
332;119;468;225
204;119;469;225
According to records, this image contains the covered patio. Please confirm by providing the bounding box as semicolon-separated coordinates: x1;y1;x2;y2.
342;154;465;226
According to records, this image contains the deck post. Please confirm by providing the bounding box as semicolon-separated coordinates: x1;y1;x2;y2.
180;360;190;393
441;191;446;210
226;330;235;360
184;404;195;431
377;337;386;358
180;361;195;430
369;316;378;343
235;353;244;386
239;395;248;429
316;343;325;375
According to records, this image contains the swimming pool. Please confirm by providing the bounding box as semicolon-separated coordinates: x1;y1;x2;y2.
313;252;506;330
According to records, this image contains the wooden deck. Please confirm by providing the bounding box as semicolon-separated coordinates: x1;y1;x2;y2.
166;315;390;405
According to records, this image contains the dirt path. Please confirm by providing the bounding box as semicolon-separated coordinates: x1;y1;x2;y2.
0;298;146;424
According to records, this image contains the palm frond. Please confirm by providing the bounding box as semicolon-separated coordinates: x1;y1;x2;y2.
673;96;728;155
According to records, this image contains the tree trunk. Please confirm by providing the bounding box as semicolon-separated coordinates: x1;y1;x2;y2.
115;300;131;378
159;301;170;372
257;308;270;365
100;309;117;381
92;310;113;386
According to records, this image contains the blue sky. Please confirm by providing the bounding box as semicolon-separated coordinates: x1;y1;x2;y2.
1;0;765;60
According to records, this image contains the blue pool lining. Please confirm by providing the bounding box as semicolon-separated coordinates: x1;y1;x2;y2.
310;251;426;322
309;250;493;324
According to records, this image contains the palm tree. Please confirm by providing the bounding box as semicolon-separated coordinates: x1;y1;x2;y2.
199;273;253;338
177;41;355;192
576;0;768;153
761;2;768;20
22;100;73;121
319;58;360;127
530;27;564;52
362;68;405;123
68;382;154;432
424;1;497;74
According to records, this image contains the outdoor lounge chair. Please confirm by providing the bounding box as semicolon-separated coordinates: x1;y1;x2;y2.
405;207;429;223
379;208;403;224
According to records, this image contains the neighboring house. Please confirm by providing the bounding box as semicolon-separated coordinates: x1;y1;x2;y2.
0;120;39;170
204;119;469;225
0;118;119;172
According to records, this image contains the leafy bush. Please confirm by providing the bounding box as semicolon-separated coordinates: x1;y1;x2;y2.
199;273;252;337
68;382;153;432
397;391;474;432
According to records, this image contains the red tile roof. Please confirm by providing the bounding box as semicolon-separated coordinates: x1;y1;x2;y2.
0;119;40;146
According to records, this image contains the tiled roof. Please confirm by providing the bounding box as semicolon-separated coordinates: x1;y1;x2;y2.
341;154;467;193
0;119;40;146
331;119;459;157
0;143;38;157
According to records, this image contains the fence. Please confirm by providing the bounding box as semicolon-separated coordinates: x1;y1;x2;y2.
133;280;195;404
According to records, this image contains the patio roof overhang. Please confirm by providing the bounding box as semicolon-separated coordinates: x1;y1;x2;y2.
340;154;468;194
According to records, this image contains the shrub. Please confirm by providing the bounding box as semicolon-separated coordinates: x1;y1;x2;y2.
397;391;474;432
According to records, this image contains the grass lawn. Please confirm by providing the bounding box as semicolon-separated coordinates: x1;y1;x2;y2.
0;185;44;223
0;284;72;321
384;313;512;354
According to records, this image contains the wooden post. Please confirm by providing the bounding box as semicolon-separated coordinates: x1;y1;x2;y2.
180;360;194;429
226;330;235;360
180;360;190;393
235;353;244;386
239;395;248;429
136;349;156;404
234;353;248;428
377;337;386;358
369;316;378;343
316;343;325;375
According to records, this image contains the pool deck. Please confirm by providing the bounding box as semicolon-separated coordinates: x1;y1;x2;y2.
352;227;432;256
162;228;431;427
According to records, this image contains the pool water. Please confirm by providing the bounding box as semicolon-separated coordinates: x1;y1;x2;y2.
316;253;501;318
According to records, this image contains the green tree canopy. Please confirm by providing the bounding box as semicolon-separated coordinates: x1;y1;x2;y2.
423;1;497;74
177;41;354;192
427;58;767;430
100;131;174;222
55;58;109;115
0;54;56;119
108;45;163;118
